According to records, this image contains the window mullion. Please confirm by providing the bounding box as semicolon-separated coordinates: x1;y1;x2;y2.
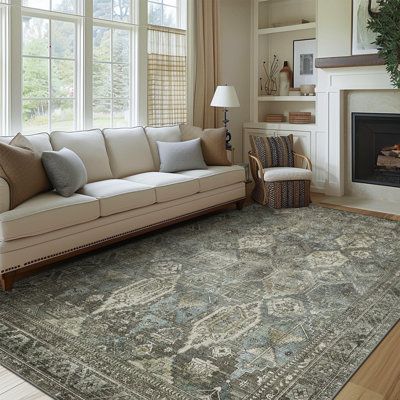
83;0;93;129
49;18;52;132
0;3;11;135
10;1;22;134
137;0;148;125
110;28;113;127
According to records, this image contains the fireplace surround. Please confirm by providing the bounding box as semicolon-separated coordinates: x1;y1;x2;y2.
352;112;400;188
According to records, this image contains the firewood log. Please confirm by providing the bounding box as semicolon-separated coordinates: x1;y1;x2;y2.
377;155;400;169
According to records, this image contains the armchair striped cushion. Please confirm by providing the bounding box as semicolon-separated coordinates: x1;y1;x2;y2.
250;134;294;168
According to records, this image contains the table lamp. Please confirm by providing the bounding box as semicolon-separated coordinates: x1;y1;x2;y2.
211;85;240;149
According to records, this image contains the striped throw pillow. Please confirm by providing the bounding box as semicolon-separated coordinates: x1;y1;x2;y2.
250;134;294;168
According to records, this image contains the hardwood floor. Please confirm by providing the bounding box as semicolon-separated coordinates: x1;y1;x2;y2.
335;322;400;400
0;366;51;400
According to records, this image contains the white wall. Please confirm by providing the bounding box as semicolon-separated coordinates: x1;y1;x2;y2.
219;0;251;163
317;0;352;58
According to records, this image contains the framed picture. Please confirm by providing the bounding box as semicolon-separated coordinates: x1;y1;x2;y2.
293;39;317;88
352;0;380;55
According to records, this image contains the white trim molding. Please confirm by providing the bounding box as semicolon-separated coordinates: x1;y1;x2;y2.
317;65;393;196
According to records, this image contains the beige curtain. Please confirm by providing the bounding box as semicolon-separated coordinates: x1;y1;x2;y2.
148;26;187;127
193;0;219;129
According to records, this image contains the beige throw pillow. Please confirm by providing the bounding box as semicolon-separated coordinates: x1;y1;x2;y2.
180;125;231;166
0;134;51;209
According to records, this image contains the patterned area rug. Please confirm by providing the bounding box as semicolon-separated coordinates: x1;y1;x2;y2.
0;205;399;400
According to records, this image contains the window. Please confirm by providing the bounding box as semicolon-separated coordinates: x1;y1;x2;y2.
1;1;189;135
148;0;180;29
147;27;186;126
22;16;77;132
93;0;130;22
147;0;187;127
92;26;132;128
22;0;77;14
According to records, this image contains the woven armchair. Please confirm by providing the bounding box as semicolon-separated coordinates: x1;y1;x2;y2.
249;135;312;209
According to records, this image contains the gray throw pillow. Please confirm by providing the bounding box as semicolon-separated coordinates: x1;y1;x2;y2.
42;148;88;197
157;138;207;173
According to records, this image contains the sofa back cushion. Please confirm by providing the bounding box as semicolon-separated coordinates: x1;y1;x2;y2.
0;132;52;154
102;127;155;178
50;129;113;183
145;126;182;170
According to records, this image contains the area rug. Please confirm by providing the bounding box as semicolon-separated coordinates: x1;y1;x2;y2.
0;205;399;400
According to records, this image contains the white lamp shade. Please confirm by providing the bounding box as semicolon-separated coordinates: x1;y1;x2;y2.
210;86;240;108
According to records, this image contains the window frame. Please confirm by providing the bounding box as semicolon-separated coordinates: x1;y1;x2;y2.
0;0;190;135
0;1;10;135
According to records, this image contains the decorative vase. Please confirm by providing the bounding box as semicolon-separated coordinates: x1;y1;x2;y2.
279;61;292;96
265;77;278;96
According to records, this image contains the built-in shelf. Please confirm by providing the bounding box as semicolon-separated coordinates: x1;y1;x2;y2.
258;22;316;35
258;0;292;3
258;96;316;102
244;121;316;131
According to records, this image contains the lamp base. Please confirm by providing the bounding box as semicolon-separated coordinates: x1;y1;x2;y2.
223;108;232;150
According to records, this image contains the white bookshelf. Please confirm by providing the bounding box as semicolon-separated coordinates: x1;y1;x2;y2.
244;0;318;166
258;95;316;102
250;0;317;124
258;22;316;35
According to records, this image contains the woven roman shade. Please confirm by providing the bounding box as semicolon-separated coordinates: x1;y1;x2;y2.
147;26;187;127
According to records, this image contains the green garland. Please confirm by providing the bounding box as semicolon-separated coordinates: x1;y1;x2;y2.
368;0;400;88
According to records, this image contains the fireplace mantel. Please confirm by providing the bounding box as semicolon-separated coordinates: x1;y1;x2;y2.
315;54;385;69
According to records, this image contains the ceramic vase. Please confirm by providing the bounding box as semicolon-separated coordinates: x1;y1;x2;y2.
279;61;292;96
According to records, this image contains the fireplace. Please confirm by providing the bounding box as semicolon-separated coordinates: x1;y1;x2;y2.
352;113;400;188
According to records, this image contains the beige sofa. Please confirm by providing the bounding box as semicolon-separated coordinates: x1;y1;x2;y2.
0;126;246;291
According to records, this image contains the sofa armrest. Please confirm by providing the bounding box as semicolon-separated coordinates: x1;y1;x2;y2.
0;178;10;213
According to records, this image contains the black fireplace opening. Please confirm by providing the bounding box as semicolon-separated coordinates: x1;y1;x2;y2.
352;112;400;188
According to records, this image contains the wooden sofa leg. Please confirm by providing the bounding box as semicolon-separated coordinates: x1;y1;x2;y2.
0;271;16;292
236;199;246;210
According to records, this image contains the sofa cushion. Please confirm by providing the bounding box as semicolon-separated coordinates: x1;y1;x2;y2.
0;138;51;210
0;132;52;154
0;192;99;241
180;125;231;166
124;172;199;203
157;138;207;173
78;179;156;217
178;165;245;192
263;167;312;182
145;126;182;170
42;148;88;197
102;127;155;178
250;134;295;168
50;129;113;183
